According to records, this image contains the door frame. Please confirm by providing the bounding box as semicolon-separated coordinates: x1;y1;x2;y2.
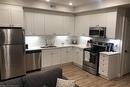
120;8;130;76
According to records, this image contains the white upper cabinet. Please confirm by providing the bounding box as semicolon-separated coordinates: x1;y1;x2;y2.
75;11;117;38
0;5;11;27
24;11;45;35
72;48;83;66
24;10;75;36
11;6;24;27
63;16;74;35
89;13;106;27
33;13;45;35
106;12;117;39
0;4;23;27
45;14;64;35
75;15;90;36
24;12;35;35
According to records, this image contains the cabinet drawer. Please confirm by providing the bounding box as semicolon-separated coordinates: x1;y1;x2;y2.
100;56;109;64
99;64;108;75
99;67;108;76
100;54;108;59
100;60;109;66
101;70;108;76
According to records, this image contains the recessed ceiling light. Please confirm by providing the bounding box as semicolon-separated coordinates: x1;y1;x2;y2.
69;2;73;6
46;0;50;2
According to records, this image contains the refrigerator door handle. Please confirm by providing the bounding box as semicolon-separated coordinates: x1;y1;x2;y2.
0;46;10;79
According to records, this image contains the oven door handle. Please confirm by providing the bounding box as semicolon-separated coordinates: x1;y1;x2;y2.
90;53;98;56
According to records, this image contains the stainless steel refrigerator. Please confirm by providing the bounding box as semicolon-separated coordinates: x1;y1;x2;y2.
0;27;25;80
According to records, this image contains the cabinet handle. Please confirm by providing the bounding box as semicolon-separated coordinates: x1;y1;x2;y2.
125;50;128;53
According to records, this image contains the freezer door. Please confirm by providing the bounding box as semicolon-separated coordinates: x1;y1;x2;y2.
0;29;25;45
0;45;25;80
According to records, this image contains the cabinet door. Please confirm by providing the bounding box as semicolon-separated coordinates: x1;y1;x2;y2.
45;14;64;35
99;54;109;76
60;48;67;64
24;11;45;35
64;47;73;63
11;6;23;27
24;12;35;35
89;14;106;27
72;48;83;66
75;15;90;36
60;47;73;64
42;50;52;67
0;5;11;27
73;48;79;64
67;47;73;63
33;13;45;35
106;12;117;38
51;49;61;65
63;16;74;35
78;49;83;66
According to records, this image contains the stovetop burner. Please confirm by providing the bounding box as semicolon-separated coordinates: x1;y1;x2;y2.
84;46;106;53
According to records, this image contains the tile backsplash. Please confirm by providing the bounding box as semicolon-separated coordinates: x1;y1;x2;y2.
25;35;121;52
77;36;92;46
25;35;73;48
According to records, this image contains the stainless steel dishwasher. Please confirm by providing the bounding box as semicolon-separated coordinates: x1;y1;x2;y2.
25;50;42;72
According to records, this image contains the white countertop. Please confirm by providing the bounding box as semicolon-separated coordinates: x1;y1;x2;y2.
100;52;120;55
26;45;88;51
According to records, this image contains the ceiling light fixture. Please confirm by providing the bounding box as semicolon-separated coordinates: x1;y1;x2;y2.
46;0;50;2
69;2;73;6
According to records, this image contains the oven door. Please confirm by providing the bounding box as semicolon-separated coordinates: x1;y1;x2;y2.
90;52;98;64
84;51;99;69
84;51;90;62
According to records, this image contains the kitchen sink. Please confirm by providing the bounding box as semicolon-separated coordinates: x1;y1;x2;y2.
41;45;57;48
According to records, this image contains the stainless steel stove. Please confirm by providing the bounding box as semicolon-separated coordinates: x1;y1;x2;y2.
83;43;107;75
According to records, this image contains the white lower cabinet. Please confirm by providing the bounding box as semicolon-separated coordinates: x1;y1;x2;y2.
51;49;61;65
60;47;73;64
42;47;73;68
72;47;83;66
99;53;119;80
42;47;84;68
42;49;61;68
42;50;52;67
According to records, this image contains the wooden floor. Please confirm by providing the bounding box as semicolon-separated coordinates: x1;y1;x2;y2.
61;64;130;87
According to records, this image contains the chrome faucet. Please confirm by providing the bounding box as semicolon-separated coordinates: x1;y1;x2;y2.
45;39;48;46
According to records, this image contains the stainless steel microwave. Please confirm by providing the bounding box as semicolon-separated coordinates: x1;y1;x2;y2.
89;27;106;38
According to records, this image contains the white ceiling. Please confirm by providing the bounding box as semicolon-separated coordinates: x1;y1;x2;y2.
40;0;101;6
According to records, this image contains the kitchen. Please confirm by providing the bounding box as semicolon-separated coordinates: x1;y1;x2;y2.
0;0;130;87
